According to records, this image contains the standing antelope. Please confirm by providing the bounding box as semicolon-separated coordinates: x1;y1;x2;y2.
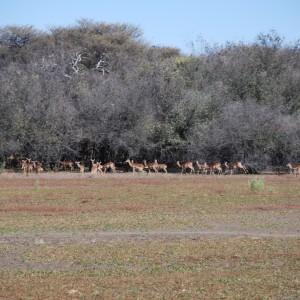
102;161;116;173
125;159;146;174
287;163;300;175
176;161;195;174
21;158;34;176
224;161;247;175
33;161;43;174
143;160;158;174
195;161;209;175
75;161;85;174
207;162;222;175
154;159;168;173
58;160;74;171
90;159;99;175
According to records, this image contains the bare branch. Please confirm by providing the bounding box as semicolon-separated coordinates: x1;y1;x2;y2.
71;51;82;74
94;52;110;75
70;51;88;75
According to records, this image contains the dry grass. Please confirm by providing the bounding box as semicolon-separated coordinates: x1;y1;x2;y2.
0;173;299;234
1;238;300;299
0;172;300;299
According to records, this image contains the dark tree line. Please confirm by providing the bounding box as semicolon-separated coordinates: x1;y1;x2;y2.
0;21;300;171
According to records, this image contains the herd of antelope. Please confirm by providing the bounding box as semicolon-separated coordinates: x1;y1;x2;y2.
19;158;117;176
14;157;300;176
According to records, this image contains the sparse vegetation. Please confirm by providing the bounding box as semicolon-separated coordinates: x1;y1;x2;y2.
249;176;265;191
0;173;299;298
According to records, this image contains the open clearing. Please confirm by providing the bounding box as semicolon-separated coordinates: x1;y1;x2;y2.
0;172;300;299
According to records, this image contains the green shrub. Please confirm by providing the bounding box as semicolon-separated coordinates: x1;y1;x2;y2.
249;176;265;191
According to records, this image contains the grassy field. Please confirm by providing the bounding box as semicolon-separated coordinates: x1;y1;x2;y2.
0;172;299;299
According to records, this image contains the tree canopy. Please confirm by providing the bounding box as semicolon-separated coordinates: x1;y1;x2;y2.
0;21;299;169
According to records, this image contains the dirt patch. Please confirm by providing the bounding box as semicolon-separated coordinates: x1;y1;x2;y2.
2;229;300;244
235;204;300;211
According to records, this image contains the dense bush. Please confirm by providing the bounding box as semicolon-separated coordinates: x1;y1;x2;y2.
0;22;299;168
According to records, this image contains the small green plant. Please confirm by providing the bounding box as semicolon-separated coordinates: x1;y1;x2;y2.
249;176;265;191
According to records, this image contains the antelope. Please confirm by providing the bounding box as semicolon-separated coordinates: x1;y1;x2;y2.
58;160;74;171
154;159;168;173
21;158;34;176
287;163;300;175
176;161;195;174
143;160;158;174
125;159;146;174
90;159;99;175
224;161;247;175
32;161;43;174
102;161;116;173
75;161;85;173
21;159;27;173
195;161;210;175
207;162;222;175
